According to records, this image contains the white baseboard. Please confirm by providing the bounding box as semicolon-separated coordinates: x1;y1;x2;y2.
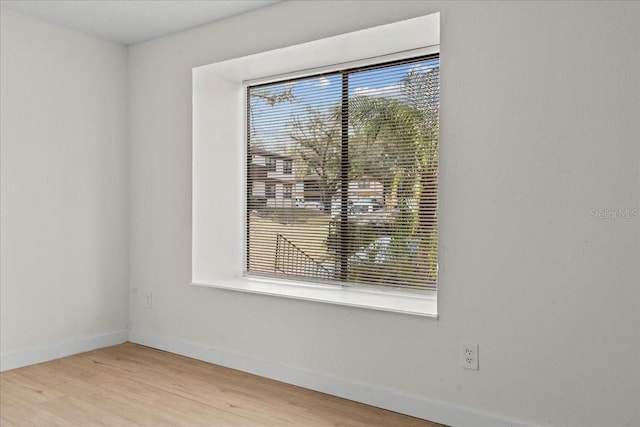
129;329;530;427
0;329;129;372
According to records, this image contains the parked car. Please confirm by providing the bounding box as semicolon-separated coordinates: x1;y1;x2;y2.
295;198;323;210
350;236;421;265
330;198;388;224
350;236;392;264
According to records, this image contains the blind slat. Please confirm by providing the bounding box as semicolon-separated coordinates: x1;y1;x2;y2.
247;55;439;290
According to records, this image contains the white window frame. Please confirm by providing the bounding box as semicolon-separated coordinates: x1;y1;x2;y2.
283;184;293;199
265;157;277;172
265;182;276;199
283;159;293;175
192;13;440;317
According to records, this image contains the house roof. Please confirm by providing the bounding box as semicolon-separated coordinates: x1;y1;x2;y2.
249;147;293;160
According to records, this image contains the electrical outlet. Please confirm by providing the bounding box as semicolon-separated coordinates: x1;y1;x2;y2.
144;292;153;309
461;343;479;370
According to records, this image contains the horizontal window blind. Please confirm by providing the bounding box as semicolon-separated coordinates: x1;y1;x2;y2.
247;55;439;290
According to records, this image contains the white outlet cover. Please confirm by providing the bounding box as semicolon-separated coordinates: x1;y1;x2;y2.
461;343;479;370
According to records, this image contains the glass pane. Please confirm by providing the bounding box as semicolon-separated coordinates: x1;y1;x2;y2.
346;58;439;288
248;73;342;281
247;56;439;290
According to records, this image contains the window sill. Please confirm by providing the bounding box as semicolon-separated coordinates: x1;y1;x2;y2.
191;277;437;318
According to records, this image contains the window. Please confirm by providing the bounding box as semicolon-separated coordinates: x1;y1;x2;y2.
247;55;439;290
265;183;276;199
283;159;293;174
192;12;439;315
266;157;277;172
283;184;293;199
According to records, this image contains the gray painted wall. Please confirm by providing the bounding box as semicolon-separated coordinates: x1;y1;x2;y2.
1;10;130;357
128;2;639;426
0;1;637;426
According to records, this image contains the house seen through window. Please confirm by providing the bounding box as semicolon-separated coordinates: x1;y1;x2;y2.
247;55;439;290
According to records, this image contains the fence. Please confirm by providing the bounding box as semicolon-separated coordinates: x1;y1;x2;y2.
274;234;333;280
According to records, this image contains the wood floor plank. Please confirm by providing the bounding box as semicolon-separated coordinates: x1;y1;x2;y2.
38;364;263;427
36;395;140;427
0;387;72;426
1;372;66;404
81;346;343;423
14;365;190;427
69;355;296;425
0;343;446;427
0;416;19;427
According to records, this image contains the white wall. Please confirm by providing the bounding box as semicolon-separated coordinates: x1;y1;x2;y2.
128;2;639;426
0;9;129;367
1;1;637;426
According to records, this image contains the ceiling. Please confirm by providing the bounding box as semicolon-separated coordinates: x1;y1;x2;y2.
0;0;281;45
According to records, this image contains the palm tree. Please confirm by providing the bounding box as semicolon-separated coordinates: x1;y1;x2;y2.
347;67;439;285
281;66;440;286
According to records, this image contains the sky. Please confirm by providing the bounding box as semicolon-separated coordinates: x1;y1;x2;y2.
249;57;440;154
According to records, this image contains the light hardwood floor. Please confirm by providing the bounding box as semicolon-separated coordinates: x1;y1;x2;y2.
0;343;446;426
